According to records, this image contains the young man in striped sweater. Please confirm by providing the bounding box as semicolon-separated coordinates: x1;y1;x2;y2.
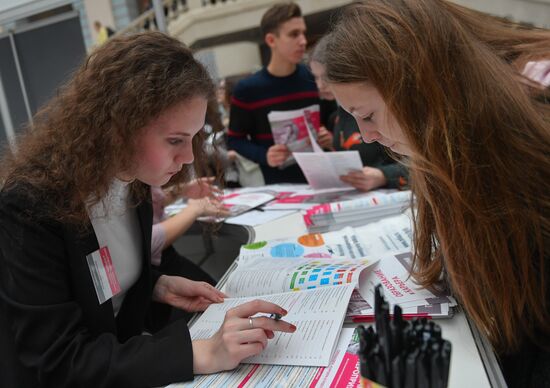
227;2;324;184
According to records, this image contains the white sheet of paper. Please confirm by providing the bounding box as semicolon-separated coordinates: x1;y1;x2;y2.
294;151;363;189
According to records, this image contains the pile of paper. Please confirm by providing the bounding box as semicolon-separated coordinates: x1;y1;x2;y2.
349;250;457;322
303;190;413;233
235;214;456;323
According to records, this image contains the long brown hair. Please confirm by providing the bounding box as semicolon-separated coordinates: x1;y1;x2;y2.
325;0;550;353
1;32;215;225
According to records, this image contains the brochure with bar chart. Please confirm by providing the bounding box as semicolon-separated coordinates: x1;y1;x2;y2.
224;257;378;299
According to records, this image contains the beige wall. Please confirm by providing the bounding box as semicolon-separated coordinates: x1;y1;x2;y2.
213;42;262;79
170;0;352;47
169;0;550;78
84;0;115;43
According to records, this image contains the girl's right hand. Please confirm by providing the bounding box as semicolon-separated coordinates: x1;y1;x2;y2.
191;300;296;374
187;197;231;218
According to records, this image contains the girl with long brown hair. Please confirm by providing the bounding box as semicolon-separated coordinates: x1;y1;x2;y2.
0;32;295;387
324;1;550;386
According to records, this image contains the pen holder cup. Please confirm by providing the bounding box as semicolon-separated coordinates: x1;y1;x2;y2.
358;284;452;388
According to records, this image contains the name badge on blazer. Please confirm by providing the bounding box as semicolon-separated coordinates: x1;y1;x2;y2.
86;246;121;304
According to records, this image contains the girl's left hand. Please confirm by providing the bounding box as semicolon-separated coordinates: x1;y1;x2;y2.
187;197;231;218
340;166;387;192
153;275;226;312
317;126;334;150
181;177;222;199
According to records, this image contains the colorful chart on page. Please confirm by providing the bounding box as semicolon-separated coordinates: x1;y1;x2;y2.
288;261;364;290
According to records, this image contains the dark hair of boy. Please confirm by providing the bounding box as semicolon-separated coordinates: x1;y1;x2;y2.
260;2;302;37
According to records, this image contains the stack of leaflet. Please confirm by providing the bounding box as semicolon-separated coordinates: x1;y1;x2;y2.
303;190;413;233
232;213;456;323
350;250;457;322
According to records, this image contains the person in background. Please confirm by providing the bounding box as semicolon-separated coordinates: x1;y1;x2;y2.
309;35;409;192
93;20;115;45
217;78;230;127
204;94;240;187
324;1;550;387
0;32;295;388
227;2;325;184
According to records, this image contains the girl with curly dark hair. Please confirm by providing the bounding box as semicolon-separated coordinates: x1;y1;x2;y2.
0;32;294;387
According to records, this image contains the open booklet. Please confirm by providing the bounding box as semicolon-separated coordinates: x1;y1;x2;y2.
190;252;379;367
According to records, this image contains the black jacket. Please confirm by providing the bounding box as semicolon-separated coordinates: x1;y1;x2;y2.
0;184;194;387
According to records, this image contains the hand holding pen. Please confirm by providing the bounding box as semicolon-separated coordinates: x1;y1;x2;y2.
192;300;296;375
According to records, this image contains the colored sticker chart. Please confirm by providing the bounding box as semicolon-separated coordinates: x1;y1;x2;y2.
288;260;368;291
238;228;370;265
239;233;334;262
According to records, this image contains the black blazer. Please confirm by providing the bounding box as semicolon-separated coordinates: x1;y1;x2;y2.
0;185;194;387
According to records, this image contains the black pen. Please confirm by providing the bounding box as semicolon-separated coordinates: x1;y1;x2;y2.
430;341;442;388
416;341;429;388
359;352;370;381
404;347;419;388
357;325;367;353
391;354;403;388
391;305;405;358
374;350;388;386
367;343;381;382
432;323;442;342
441;340;452;388
379;301;392;383
374;285;383;334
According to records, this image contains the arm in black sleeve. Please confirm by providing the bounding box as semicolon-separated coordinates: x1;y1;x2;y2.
0;191;195;388
378;162;410;190
227;100;270;165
